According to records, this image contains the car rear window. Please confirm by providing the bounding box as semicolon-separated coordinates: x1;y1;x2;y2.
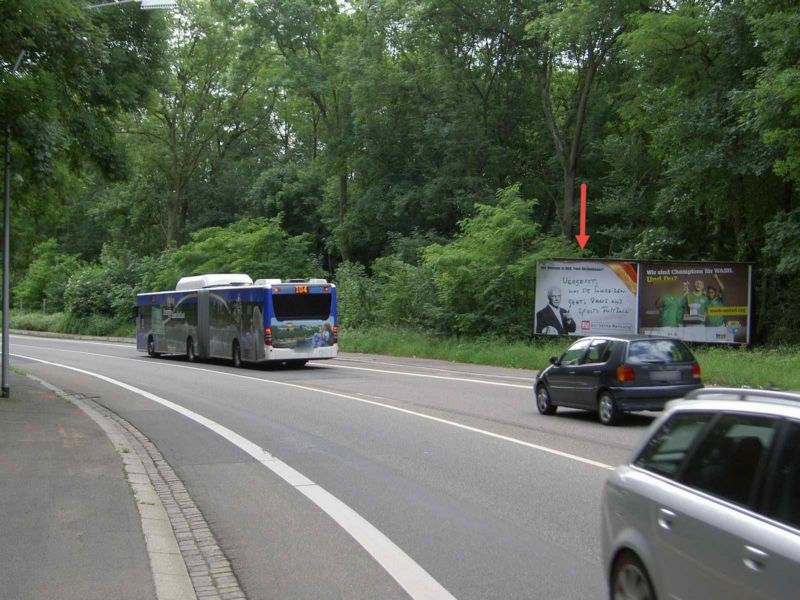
627;339;695;364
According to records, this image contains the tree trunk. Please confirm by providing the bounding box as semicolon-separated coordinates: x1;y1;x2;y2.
338;170;350;262
561;170;576;238
165;196;178;248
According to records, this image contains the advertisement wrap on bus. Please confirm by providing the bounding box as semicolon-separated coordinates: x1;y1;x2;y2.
136;274;338;365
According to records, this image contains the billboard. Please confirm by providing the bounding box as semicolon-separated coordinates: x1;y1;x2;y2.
534;261;639;337
638;261;752;344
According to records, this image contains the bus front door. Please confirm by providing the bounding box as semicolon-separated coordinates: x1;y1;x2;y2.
197;290;210;359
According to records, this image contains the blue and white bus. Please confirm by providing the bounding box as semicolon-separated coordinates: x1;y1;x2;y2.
135;274;337;367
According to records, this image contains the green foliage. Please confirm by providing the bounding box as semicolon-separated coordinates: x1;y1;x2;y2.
422;185;576;337
16;239;83;312
371;256;439;330
149;217;321;291
64;265;129;319
9;310;133;337
61;243;140;318
9;310;66;333
1;0;168;272
333;262;378;329
739;1;800;185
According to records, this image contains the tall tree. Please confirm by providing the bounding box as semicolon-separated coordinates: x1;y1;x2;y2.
125;0;279;247
1;0;167;267
526;0;640;240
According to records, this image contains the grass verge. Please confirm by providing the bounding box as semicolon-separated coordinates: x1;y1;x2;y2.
340;327;800;390
8;310;134;338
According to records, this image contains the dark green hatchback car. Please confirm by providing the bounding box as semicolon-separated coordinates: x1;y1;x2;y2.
534;335;703;425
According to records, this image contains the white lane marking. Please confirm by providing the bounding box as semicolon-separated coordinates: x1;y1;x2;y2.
311;362;532;389
14;353;456;600
337;357;534;382
11;334;131;349
14;344;614;470
11;334;533;387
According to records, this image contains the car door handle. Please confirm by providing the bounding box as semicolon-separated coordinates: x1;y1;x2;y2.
743;545;769;572
568;370;576;375
657;508;676;530
592;370;601;374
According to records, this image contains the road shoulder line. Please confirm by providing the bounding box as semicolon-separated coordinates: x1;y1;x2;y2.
17;355;457;600
25;374;245;600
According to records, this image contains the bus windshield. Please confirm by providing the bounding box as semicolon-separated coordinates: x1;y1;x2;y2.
272;293;332;321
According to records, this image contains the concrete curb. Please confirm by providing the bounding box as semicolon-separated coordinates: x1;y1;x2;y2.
25;374;247;600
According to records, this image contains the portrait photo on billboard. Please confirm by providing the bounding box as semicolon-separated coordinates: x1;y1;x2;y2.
534;261;638;337
638;261;752;344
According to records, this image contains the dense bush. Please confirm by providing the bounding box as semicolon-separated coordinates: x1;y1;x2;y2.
371;257;440;330
422;185;576;337
16;239;83;312
148;217;322;291
62;243;140;319
333;262;378;329
334;185;576;339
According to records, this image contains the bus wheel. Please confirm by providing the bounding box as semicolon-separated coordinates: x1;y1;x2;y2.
187;338;197;363
147;336;160;358
232;341;242;368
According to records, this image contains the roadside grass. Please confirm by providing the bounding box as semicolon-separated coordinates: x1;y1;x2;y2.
340;327;569;370
8;310;134;337
696;346;800;390
340;327;800;391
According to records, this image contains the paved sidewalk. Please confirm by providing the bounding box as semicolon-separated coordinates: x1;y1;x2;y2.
0;373;156;600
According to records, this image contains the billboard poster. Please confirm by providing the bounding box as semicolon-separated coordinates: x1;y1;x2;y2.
638;262;752;344
534;260;639;336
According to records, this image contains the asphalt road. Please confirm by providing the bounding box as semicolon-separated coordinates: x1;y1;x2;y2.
11;335;658;600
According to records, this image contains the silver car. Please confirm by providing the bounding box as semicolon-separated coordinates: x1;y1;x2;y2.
601;388;800;600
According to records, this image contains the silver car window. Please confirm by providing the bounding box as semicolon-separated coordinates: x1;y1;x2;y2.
764;421;800;528
681;414;778;507
635;412;715;478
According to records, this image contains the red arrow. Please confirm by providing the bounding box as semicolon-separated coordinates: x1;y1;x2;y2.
575;183;590;249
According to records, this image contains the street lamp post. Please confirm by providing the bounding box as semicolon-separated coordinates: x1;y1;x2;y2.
2;49;26;398
1;0;175;398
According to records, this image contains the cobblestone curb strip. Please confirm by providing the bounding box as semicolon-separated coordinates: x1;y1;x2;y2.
26;375;247;600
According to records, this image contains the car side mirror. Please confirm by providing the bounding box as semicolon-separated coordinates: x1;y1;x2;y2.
549;356;560;366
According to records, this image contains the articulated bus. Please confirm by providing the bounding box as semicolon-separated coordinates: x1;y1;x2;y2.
135;274;338;367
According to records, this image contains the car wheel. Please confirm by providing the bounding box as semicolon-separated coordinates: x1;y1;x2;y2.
232;341;242;368
598;391;620;426
536;385;557;415
187;338;197;363
611;551;656;600
147;336;160;358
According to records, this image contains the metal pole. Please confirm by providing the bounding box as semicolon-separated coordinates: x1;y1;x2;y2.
2;49;25;397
